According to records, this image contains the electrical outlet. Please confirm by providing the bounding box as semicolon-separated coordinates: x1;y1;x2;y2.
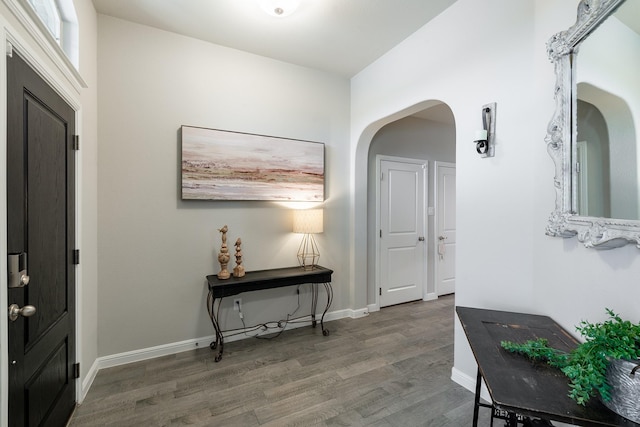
233;298;242;311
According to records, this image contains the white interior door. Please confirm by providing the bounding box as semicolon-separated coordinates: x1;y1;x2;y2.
435;162;456;296
378;157;426;307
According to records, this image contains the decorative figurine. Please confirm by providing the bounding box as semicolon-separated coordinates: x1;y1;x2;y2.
217;225;230;279
233;238;245;278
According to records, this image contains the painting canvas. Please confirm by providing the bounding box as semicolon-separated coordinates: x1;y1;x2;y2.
181;126;325;201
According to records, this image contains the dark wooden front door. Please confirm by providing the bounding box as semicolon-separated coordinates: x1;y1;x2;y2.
7;50;76;426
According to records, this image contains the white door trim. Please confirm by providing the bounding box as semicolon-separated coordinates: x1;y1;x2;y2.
375;155;427;309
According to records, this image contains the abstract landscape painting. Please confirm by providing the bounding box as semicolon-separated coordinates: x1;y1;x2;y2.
181;126;325;201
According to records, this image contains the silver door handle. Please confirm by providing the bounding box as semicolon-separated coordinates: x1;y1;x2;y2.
8;304;36;322
418;237;425;241
438;236;447;241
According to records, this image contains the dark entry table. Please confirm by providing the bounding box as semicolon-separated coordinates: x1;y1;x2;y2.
456;306;639;426
206;266;333;362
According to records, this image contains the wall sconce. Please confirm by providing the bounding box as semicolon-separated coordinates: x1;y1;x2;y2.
474;102;497;158
292;209;323;270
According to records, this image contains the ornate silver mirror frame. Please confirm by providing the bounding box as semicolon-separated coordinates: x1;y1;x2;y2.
545;0;640;249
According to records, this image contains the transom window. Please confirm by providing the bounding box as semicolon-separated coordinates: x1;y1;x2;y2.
26;0;79;68
27;0;61;41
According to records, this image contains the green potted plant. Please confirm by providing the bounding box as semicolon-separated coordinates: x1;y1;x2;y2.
501;309;640;422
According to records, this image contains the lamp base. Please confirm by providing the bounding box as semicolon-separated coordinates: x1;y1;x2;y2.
297;234;320;270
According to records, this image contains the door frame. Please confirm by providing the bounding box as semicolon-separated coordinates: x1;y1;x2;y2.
433;161;456;297
374;155;428;310
0;12;85;421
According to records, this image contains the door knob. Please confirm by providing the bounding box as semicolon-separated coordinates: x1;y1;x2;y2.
8;304;36;322
418;236;425;241
438;236;447;241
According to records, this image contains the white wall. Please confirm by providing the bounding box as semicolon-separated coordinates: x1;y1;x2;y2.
352;0;538;377
351;0;640;394
532;1;640;337
97;16;351;357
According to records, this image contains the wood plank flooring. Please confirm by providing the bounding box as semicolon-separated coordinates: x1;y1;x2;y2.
69;295;491;426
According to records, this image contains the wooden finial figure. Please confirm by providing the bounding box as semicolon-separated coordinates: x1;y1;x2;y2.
217;225;230;279
233;238;245;278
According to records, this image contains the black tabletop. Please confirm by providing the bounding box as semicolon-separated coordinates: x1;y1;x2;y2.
456;306;639;427
206;265;333;298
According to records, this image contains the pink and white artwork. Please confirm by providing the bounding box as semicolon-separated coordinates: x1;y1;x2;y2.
181;126;325;201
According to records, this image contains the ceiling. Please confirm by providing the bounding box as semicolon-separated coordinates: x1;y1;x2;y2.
91;0;457;78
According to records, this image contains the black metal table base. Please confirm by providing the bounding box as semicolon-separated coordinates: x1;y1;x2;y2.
206;292;224;362
473;368;494;427
311;282;333;336
207;267;333;362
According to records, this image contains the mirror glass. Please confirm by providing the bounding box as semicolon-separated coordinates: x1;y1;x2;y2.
574;0;640;220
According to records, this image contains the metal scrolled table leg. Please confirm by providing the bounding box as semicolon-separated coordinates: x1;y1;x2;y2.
206;292;224;362
320;282;333;336
311;283;318;328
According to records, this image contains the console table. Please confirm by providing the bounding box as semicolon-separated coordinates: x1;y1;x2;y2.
456;306;639;427
206;266;333;362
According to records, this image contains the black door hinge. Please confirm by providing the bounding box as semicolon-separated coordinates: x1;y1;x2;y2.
73;363;80;379
72;135;79;151
72;249;80;265
379;288;382;296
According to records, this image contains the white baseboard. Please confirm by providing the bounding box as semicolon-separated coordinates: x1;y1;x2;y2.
346;307;370;318
451;367;491;402
83;308;361;396
451;366;476;392
424;292;438;301
78;358;99;403
96;334;217;371
367;303;380;313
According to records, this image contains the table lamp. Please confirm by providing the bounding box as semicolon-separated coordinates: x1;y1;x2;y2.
292;209;323;270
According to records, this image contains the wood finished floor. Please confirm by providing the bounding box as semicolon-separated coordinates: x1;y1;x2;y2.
69;295;491;426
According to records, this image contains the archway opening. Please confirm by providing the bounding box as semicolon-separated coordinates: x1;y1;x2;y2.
352;100;456;311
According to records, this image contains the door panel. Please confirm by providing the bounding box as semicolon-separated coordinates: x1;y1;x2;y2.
27;94;68;342
379;158;426;307
7;50;76;427
436;162;456;296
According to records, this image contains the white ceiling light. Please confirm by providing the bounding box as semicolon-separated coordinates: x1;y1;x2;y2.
259;0;300;18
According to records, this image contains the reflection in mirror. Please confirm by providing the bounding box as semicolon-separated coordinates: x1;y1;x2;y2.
545;0;640;249
575;0;640;220
576;97;611;218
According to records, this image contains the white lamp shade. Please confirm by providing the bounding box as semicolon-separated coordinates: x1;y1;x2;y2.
293;209;323;234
